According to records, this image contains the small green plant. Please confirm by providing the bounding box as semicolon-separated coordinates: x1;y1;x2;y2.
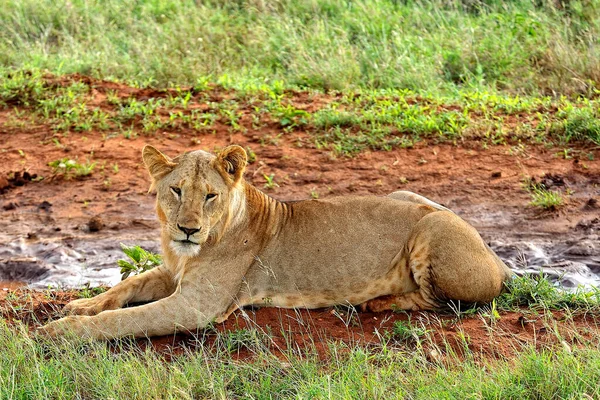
51;138;64;148
216;328;266;354
245;146;257;163
390;319;428;342
529;184;564;210
5;291;18;302
79;283;107;299
48;158;96;179
481;299;501;325
117;243;162;280
272;104;310;128
263;173;279;190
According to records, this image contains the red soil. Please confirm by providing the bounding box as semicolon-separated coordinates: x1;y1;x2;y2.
1;289;598;362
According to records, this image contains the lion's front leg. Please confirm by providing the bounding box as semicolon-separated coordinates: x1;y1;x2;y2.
40;290;220;339
40;273;242;339
64;265;175;316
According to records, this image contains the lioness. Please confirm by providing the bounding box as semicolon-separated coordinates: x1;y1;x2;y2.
40;145;512;339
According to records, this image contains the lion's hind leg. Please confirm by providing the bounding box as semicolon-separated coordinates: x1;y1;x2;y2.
363;211;508;312
361;243;442;312
361;291;440;312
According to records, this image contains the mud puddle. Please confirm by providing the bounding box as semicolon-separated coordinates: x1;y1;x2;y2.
1;199;598;290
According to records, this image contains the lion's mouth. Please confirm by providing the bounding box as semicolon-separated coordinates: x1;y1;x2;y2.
176;239;199;245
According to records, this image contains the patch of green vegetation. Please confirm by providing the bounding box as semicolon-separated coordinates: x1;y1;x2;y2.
519;178;567;210
78;283;107;299
498;274;600;311
312;94;470;154
48;158;96;179
117;244;162;280
215;328;268;355
551;106;600;145
1;69;599;154
1;319;600;398
529;185;565;210
270;104;311;129
0;70;47;106
263;173;279;190
390;319;429;342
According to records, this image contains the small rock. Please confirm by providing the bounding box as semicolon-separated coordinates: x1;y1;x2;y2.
38;201;52;211
540;173;566;189
585;198;598;210
491;171;502;178
2;202;17;211
88;215;104;232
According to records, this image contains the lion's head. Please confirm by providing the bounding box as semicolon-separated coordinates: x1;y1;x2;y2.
142;145;247;257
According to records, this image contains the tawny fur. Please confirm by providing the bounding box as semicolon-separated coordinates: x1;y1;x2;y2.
40;145;513;339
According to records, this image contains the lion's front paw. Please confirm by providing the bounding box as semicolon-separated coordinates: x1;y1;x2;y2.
63;296;119;316
37;316;92;339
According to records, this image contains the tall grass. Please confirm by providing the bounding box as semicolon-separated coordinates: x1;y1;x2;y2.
1;275;600;398
1;0;600;95
1;319;600;399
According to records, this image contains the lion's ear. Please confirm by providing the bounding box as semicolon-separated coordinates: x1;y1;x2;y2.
215;145;247;185
142;145;176;182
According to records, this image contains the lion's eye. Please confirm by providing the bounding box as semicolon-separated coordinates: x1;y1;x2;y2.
170;187;181;197
205;193;217;201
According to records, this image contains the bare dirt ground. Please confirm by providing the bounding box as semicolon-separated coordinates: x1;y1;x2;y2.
1;76;599;360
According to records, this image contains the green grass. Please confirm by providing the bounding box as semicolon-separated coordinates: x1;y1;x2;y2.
2;1;600;155
529;186;565;210
1;323;599;399
1;0;600;97
1;275;600;398
521;180;567;210
1;70;600;158
498;274;600;311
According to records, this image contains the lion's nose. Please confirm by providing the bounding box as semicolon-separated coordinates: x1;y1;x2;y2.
177;225;200;236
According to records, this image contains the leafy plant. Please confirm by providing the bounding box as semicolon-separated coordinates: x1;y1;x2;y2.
263;173;279;190
117;243;161;280
79;283;107;299
48;158;96;179
272;104;310;128
390;319;428;342
245;146;257;163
